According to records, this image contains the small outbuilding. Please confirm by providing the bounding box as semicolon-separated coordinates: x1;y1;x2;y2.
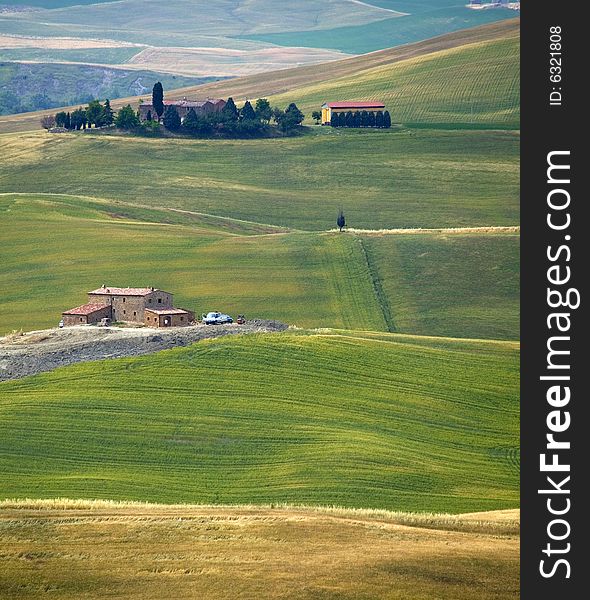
62;303;111;326
144;308;194;328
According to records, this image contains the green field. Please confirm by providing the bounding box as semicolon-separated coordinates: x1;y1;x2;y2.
0;46;142;65
240;2;516;54
0;331;519;512
0;0;397;47
272;34;520;128
0;128;519;230
0;15;520;565
0;194;519;339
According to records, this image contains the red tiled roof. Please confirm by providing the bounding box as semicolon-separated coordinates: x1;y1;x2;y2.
88;287;161;296
141;98;225;109
323;101;385;109
145;308;192;315
62;303;110;316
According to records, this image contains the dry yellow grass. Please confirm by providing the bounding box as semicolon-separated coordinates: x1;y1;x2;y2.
0;500;519;600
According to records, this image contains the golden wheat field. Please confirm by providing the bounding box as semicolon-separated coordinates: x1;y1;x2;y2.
0;500;519;600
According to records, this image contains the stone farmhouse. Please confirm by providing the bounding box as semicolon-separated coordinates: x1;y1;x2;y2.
139;98;226;123
62;286;194;328
321;101;386;125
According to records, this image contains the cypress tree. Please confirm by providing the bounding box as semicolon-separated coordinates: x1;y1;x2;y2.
65;112;71;129
146;110;152;121
345;111;354;127
285;102;304;125
353;111;361;128
360;111;368;127
383;110;392;128
338;112;346;127
331;112;339;127
55;111;67;127
240;100;256;121
223;97;239;121
337;209;346;232
163;105;181;131
375;111;384;128
368;111;376;127
103;99;114;125
152;82;164;120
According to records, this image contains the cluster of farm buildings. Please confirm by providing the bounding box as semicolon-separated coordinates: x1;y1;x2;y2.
62;286;194;328
138;97;226;122
138;97;389;127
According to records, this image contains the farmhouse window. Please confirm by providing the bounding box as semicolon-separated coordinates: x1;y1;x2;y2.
123;310;126;315
80;318;83;322
133;312;137;317
158;298;162;303
123;298;126;303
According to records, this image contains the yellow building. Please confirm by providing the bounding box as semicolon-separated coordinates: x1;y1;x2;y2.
321;101;386;125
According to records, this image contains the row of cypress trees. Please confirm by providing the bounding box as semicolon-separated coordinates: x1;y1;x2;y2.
330;110;391;128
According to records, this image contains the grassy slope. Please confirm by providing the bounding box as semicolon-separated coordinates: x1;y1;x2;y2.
0;128;520;230
0;195;518;339
272;34;520;127
0;331;520;513
0;502;519;600
240;2;517;54
363;233;520;340
0;19;519;133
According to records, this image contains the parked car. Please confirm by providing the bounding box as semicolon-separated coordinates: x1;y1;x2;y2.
202;311;233;325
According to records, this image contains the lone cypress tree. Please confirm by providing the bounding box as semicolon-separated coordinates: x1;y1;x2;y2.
337;209;346;232
383;110;392;128
152;82;164;121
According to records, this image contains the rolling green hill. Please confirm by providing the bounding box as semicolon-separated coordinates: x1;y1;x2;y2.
0;128;519;230
0;331;520;513
0;194;519;339
272;33;520;128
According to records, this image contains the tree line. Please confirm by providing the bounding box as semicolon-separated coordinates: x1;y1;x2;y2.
41;99;115;130
330;110;391;128
42;84;306;139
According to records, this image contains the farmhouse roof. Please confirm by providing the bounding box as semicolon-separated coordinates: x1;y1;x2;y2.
141;98;225;109
88;286;162;296
322;101;385;109
62;303;110;316
145;308;192;315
